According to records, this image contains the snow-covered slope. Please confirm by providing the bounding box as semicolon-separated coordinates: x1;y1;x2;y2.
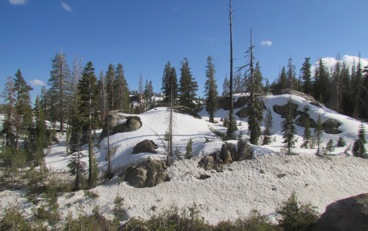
2;93;368;225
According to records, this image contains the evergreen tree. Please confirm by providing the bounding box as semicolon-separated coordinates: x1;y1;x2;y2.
114;63;130;112
352;57;363;119
105;64;115;111
222;76;230;96
14;69;33;149
326;139;334;154
301;106;312;148
185;138;193;159
286;57;297;89
281;97;297;155
143;80;154;110
329;56;342;112
98;71;107;126
179;58;198;109
300;57;312;94
78;61;99;188
313;59;331;105
241;32;264;145
262;107;273;145
161;62;178;103
1;76;17;148
276;67;287;93
26;96;47;165
68;150;86;191
353;123;367;158
341;62;354;116
48;53;72;134
314;115;323;156
204;56;218;123
362;65;368;120
226;0;237;139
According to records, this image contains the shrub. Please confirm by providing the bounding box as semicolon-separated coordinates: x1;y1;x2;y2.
337;136;346;147
0;204;29;231
276;191;318;231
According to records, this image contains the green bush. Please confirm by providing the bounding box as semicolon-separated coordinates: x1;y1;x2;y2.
276;192;318;231
0;204;29;231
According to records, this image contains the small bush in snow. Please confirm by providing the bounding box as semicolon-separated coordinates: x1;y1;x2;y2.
337;136;346;147
185;138;193;159
0;204;29;230
276;191;318;231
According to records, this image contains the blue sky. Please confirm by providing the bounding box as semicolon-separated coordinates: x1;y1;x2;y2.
1;0;368;103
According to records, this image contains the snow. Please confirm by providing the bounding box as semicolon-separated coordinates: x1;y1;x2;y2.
1;93;368;226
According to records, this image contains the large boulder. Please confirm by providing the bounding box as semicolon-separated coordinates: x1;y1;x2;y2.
313;193;368;231
237;139;253;161
218;96;248;111
124;159;167;188
295;113;317;128
132;140;158;154
273;101;301;118
221;142;237;164
322;119;342;134
100;111;142;140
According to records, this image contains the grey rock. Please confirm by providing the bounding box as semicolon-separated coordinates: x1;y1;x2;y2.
132;139;158;154
322;119;342;134
313;193;368;231
100;111;142;140
124;159;167;188
237;139;252;161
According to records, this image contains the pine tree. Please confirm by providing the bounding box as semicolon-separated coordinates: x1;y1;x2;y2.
329;55;342;112
68;149;87;191
26;96;47;165
262;107;273;145
241;31;264;145
78;61;99;188
226;0;237;139
353;123;367;158
161;62;178;103
1;76;17;148
314;116;323;156
326;139;334;155
114;63;130;112
352;57;363;119
143;80;154;110
179;58;198;109
301;106;312;149
341;62;353;116
281;97;297;155
185;138;193;159
98;71;107;126
300;57;312;94
286;57;297;90
275;67;287;93
48;52;72;134
14;69;33;149
313;59;331;105
105;64;115;111
204;56;218;123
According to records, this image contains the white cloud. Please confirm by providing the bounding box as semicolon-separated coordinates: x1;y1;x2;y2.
9;0;27;5
311;55;368;74
260;40;272;47
30;79;46;87
61;2;72;12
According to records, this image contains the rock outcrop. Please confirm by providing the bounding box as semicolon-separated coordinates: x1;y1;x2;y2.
322;119;342;134
132;140;158;154
124;159;167;188
198;140;253;171
313;193;368;231
100;111;142;140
